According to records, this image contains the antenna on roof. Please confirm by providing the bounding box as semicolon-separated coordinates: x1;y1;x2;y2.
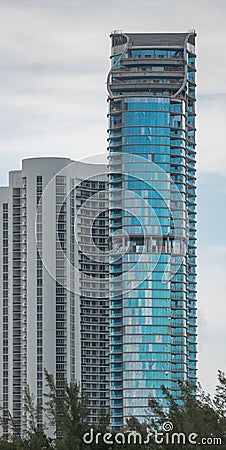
111;29;123;34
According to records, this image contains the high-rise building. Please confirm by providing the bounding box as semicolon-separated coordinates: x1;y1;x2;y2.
0;157;109;437
0;30;198;438
107;32;197;428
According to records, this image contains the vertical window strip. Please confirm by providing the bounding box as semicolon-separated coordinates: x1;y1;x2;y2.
56;176;67;388
2;203;9;438
36;175;43;427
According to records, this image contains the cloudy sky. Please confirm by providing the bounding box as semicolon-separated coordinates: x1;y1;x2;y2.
0;0;226;394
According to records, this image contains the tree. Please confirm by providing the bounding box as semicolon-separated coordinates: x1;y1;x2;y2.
23;385;52;450
214;370;226;420
145;379;226;449
44;370;90;450
0;442;23;450
1;370;226;449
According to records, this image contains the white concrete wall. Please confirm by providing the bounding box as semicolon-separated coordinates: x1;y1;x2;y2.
1;157;108;435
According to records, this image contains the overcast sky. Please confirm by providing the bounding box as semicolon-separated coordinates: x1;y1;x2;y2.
0;0;226;395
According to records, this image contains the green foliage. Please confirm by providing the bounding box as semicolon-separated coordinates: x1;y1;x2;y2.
23;385;52;449
214;369;226;419
145;378;226;449
44;369;90;450
0;442;24;449
1;370;226;449
23;430;52;450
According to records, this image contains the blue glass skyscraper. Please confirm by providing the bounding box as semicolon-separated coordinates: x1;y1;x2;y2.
107;32;197;428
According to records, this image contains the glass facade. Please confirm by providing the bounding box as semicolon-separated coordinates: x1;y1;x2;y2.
107;32;197;428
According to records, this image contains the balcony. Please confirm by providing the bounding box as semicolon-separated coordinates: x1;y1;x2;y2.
111;122;122;129
112;69;184;78
110;80;181;92
121;56;184;65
